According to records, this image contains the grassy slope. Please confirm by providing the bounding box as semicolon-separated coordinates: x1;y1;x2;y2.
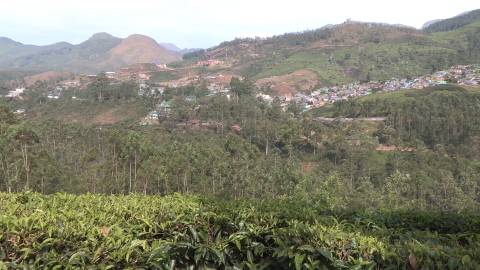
253;43;458;85
430;20;480;45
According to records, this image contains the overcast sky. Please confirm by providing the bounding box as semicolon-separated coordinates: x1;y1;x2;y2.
0;0;478;49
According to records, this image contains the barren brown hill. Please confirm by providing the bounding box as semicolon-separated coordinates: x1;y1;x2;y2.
107;34;181;68
0;33;181;73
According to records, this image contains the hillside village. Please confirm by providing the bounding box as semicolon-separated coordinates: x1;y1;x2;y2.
274;64;480;111
137;64;480;122
2;64;479;122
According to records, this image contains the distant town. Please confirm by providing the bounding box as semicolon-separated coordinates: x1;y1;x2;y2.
3;64;479;119
258;64;480;112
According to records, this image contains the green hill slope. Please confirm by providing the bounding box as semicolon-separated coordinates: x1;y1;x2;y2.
193;20;480;89
319;85;480;148
423;9;480;33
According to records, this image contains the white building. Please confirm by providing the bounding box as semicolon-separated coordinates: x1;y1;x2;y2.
6;88;25;98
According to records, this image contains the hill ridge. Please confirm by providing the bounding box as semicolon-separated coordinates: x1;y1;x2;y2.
0;33;181;73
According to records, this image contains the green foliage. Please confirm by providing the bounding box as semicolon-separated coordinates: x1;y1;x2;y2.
0;193;479;269
327;86;480;148
424;9;480;33
1;84;480;268
250;43;459;84
2;91;480;213
230;77;254;98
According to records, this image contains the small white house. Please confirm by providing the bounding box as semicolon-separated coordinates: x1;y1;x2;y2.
6;88;25;98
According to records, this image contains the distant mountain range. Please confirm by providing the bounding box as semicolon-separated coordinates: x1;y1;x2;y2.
0;33;182;73
0;8;479;83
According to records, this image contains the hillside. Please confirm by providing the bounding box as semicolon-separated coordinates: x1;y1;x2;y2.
0;33;181;73
3;6;480;269
185;19;480;96
423;9;480;33
315;85;480;149
107;34;179;67
2;61;480;269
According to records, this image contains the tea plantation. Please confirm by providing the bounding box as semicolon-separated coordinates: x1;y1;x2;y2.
0;193;479;269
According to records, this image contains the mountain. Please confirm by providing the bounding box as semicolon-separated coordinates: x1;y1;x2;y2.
2;9;480;84
76;32;122;58
0;37;22;54
108;34;179;66
423;9;480;33
0;33;181;73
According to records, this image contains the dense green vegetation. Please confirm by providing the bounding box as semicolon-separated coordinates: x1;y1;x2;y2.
1;193;479;269
1;82;480;211
326;85;480;150
249;43;458;84
17;80;147;125
1;53;480;268
1;8;480;268
424;9;480;33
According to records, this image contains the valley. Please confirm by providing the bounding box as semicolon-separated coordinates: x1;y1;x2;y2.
1;7;480;269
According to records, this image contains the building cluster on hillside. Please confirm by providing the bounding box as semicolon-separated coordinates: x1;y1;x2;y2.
158;73;234;93
46;86;63;99
4;88;25;98
205;74;233;92
159;75;200;88
196;59;225;67
40;63;173;92
257;64;480;111
141;74;235;124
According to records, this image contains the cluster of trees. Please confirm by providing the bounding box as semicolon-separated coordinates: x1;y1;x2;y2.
331;85;480;151
1;79;480;212
0;114;301;198
87;74;138;101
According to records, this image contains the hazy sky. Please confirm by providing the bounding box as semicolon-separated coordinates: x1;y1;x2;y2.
0;0;478;49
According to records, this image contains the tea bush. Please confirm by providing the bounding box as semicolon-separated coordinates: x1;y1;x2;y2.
0;193;479;269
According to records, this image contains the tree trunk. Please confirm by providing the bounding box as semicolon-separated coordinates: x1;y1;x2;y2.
265;138;269;155
129;160;132;193
134;150;137;192
22;143;29;190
